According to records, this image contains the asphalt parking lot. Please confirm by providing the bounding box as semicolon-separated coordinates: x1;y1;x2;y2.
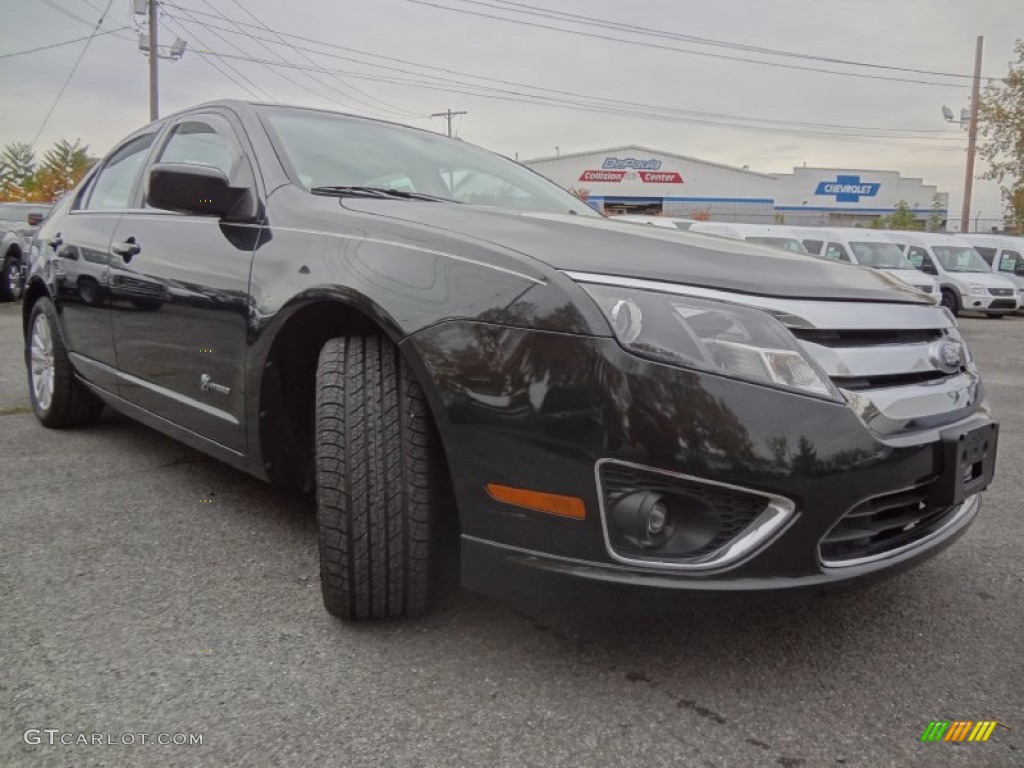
1;301;1021;768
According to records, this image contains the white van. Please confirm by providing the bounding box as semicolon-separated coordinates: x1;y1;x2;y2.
613;214;697;231
885;231;1020;317
814;228;939;297
686;222;810;253
960;234;1024;311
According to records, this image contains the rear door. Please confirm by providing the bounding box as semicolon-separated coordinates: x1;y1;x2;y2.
51;130;159;392
107;111;261;453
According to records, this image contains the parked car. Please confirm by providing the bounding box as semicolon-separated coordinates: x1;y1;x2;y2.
0;202;51;301
23;100;998;620
611;214;697;230
960;234;1024;312
885;231;1020;317
687;222;812;253
810;228;939;297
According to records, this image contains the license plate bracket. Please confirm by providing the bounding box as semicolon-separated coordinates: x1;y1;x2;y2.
926;423;998;507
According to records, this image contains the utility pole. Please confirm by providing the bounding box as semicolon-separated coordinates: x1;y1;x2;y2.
148;0;159;121
961;35;984;233
431;109;467;138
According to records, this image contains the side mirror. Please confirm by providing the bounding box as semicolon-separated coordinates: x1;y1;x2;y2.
1015;262;1024;276
146;163;252;220
919;261;938;275
27;213;44;226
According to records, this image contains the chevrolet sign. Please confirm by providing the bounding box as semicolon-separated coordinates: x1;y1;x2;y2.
814;175;881;203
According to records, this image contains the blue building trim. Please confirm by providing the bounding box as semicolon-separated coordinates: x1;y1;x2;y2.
587;195;775;204
775;206;947;214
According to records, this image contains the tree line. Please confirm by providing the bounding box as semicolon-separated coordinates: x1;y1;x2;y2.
0;140;95;204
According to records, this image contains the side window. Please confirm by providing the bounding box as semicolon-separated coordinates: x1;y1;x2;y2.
157;117;241;178
999;250;1020;273
974;246;997;265
82;133;156;211
802;239;824;256
824;242;851;262
905;246;933;270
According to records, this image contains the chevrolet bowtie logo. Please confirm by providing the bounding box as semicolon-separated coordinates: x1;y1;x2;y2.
814;175;881;203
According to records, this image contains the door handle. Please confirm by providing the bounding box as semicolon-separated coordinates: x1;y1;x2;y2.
48;234;63;250
112;237;141;262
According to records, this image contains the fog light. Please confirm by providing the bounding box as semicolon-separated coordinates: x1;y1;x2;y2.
611;492;673;549
647;502;668;535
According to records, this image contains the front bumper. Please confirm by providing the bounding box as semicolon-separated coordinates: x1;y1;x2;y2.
405;322;994;607
960;292;1019;313
462;494;978;611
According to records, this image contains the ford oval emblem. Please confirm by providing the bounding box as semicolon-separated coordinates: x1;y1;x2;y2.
930;340;964;373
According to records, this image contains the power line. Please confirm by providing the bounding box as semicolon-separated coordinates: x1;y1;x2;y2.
219;0;420;118
160;14;272;100
440;0;995;81
0;26;130;60
401;0;975;89
158;6;964;140
191;49;964;151
32;0;116;145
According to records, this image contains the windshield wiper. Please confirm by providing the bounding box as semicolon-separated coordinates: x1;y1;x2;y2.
310;185;459;203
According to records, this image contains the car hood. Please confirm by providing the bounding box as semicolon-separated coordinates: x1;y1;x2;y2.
341;200;931;303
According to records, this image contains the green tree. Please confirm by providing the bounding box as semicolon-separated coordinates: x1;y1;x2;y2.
879;200;919;230
30;139;91;202
928;193;946;232
977;39;1024;233
0;142;37;199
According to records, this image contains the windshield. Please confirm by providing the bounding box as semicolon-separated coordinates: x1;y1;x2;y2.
746;236;809;254
260;106;597;216
933;246;991;273
849;241;915;269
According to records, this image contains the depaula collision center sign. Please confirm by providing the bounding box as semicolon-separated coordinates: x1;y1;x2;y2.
578;157;683;184
814;174;881;203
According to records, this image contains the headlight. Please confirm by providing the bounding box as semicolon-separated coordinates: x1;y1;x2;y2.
969;284;984;295
582;283;840;400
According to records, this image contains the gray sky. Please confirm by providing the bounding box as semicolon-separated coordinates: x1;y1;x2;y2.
1;0;1020;224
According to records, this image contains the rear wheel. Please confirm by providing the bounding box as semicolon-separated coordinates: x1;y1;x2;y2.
940;288;960;316
0;255;22;302
26;298;104;427
314;335;440;620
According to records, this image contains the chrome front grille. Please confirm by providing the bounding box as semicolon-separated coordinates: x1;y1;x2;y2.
988;288;1013;297
789;309;980;435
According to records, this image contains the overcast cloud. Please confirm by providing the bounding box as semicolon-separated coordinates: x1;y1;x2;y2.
1;0;1020;224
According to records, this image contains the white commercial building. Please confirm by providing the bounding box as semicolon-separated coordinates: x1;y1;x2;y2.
524;145;948;228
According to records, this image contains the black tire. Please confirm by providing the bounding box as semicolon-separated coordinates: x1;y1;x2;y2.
26;298;104;428
315;336;439;620
940;288;961;316
77;276;101;306
0;255;22;302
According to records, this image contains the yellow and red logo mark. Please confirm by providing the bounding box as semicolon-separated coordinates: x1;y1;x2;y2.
920;721;999;742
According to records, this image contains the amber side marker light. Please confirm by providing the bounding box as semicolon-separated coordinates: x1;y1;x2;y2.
486;484;586;520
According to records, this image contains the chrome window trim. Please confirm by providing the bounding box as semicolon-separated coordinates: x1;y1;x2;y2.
820;493;979;569
564;271;953;331
594;458;795;572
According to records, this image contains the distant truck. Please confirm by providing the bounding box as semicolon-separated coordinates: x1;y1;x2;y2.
0;202;51;302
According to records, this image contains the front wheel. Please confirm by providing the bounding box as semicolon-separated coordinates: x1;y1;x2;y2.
314;336;441;620
939;288;960;316
0;255;22;302
26;298;104;427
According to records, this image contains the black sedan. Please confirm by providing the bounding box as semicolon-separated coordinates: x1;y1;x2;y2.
23;101;997;619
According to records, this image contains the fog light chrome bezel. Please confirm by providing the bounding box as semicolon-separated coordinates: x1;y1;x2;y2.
595;459;796;572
